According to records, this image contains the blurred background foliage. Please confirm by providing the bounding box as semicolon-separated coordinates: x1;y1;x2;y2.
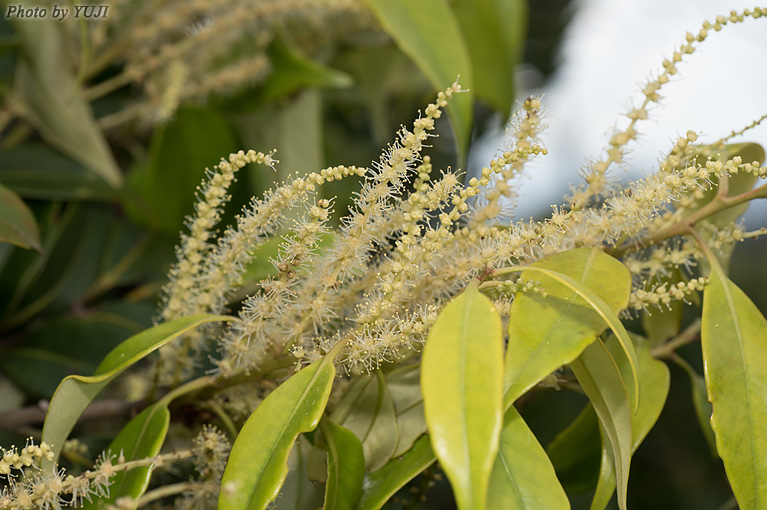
0;0;761;508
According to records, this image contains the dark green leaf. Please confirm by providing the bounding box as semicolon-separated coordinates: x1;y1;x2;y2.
357;436;436;510
321;419;365;510
126;107;238;233
0;145;116;201
219;356;336;510
421;281;503;510
42;315;231;466
546;405;602;494
487;406;570;509
0;183;40;251
452;0;526;114
673;356;717;456
361;0;474;161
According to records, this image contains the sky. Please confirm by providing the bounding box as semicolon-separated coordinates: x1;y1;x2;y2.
473;0;767;227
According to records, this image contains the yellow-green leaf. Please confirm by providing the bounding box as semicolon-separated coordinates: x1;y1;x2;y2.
487;406;570;509
357;436;436;510
219;357;336;510
504;248;636;409
360;0;474;161
421;281;503;510
42;314;231;466
702;268;767;509
588;335;670;510
570;339;632;510
321;419;365;510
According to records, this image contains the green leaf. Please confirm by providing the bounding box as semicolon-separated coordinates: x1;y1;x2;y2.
0;145;116;201
219;356;336;510
125;107;239;233
0;183;41;251
258;36;353;105
42;314;231;466
81;403;170;509
361;0;474;161
487;406;570;509
386;364;427;457
452;0;527;114
339;371;399;472
569;339;632;510
588;335;671;510
503;248;636;409
357;435;436;510
10;14;121;187
321;419;365;510
701;266;767;509
673;355;717;456
546;405;602;494
421;281;503;510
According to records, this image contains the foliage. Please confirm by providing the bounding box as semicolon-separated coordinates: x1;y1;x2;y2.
1;3;767;510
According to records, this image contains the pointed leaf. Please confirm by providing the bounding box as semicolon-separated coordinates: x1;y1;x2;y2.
321;419;365;510
570;339;632;510
702;268;767;509
81;403;170;509
504;248;636;408
588;335;670;510
421;282;503;510
360;0;474;161
0;183;41;251
42;314;231;467
219;357;336;510
357;435;436;510
487;406;570;509
10;15;121;187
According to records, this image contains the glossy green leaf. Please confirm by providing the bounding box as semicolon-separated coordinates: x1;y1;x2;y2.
272;437;326;510
569;339;632;510
42;314;231;466
701;264;767;509
219;355;337;510
421;281;503;510
588;335;670;510
10;14;121;187
0;183;40;251
673;356;717;456
339;372;399;472
386;364;427;457
504;248;636;409
357;435;436;510
546;405;602;494
361;0;474;161
452;0;526;114
81;403;170;509
487;406;570;509
321;419;365;510
0;145;116;201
